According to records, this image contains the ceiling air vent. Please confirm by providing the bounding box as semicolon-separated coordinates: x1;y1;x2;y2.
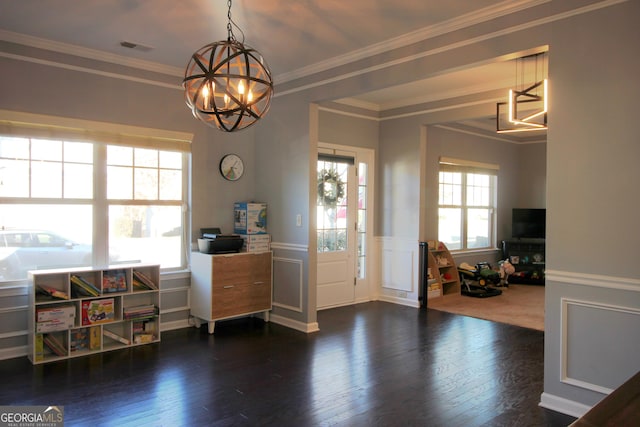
119;41;153;52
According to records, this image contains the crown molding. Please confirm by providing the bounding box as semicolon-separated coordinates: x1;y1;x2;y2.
1;1;549;85
1;0;627;92
434;124;546;145
0;29;184;77
363;77;516;112
275;0;551;84
333;98;382;112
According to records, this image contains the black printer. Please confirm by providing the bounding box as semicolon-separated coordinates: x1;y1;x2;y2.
197;228;244;254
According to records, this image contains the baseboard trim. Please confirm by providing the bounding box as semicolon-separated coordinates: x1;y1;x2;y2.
377;294;420;308
270;313;319;333
539;392;592;418
0;345;27;361
160;319;191;332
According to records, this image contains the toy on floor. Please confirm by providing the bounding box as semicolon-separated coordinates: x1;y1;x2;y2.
460;276;502;298
458;262;503;298
458;262;502;287
498;259;515;287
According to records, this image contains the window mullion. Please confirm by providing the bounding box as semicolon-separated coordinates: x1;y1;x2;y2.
94;143;109;266
461;173;468;249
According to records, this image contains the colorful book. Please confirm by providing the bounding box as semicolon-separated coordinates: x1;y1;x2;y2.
37;285;69;300
36;305;75;322
103;329;130;345
123;304;157;320
89;326;101;350
102;269;127;293
35;334;45;362
70;275;100;297
43;334;66;357
81;298;115;325
70;326;101;352
70;328;89;352
132;270;158;290
36;319;74;333
133;319;156;344
134;334;155;344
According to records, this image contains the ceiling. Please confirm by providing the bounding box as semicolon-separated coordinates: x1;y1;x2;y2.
0;0;547;143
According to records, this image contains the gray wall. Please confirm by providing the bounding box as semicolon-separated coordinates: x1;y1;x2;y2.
318;109;379;149
542;0;640;413
517;143;547;208
378;116;423;238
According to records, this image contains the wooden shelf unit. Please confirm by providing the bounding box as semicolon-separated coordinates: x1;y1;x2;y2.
190;251;272;334
426;241;460;297
502;239;545;284
28;264;160;364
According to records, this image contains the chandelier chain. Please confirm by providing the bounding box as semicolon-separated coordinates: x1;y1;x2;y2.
225;0;245;44
227;0;233;41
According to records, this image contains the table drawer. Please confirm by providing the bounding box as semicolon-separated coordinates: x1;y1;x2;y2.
211;280;271;319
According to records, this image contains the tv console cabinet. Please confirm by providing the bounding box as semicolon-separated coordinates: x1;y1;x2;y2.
190;251;272;334
502;239;545;285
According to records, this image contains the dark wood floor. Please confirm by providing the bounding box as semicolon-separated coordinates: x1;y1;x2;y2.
1;302;577;426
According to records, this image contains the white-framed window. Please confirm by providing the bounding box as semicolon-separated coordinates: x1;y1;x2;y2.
438;157;498;251
0;112;191;282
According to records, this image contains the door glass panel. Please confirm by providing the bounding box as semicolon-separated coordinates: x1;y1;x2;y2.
317;160;348;253
357;162;367;279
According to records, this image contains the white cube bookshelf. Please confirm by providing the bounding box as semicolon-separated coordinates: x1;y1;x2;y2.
28;264;160;364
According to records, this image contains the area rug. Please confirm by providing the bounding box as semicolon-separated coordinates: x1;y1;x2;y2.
427;284;544;331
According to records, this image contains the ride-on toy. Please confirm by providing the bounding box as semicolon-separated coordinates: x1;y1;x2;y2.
458;262;503;298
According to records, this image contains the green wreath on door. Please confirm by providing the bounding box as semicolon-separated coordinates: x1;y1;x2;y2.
317;169;345;207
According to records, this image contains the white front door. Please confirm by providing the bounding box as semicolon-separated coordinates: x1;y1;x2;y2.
316;145;372;310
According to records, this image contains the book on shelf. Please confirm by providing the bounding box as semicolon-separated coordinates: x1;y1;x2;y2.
134;333;155;344
36;305;75;322
133;320;150;334
81;298;115;325
132;270;158;290
89;325;101;350
70;274;100;298
103;329;130;345
42;333;66;357
102;269;128;293
70;326;101;352
36;285;69;300
123;304;157;320
36;318;75;333
35;334;45;362
133;319;156;344
70;328;89;352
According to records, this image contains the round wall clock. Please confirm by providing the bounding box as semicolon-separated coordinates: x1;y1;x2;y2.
219;154;244;181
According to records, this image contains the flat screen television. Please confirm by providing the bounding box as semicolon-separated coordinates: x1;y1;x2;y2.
512;208;546;239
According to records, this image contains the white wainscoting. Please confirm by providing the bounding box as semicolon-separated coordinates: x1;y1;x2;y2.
269;243;319;333
0;284;29;360
540;269;640;418
377;237;420;307
560;298;640;394
272;256;304;313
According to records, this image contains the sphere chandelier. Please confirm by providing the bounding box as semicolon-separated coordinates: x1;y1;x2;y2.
183;0;273;132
